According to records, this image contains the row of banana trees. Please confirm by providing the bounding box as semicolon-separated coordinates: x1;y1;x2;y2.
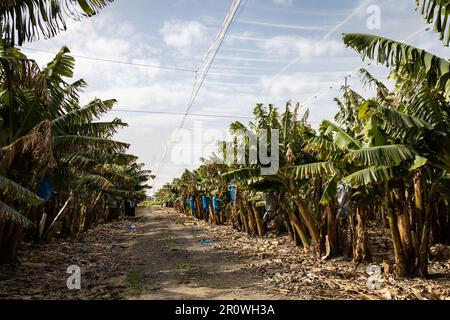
156;0;450;278
0;0;152;263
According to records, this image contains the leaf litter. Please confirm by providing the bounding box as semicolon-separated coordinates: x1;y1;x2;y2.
169;209;450;300
0;209;449;300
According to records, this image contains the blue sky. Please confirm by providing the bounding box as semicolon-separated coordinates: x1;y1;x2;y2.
19;0;450;193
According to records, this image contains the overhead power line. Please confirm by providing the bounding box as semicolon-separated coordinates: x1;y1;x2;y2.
245;4;352;16
154;0;244;179
238;19;332;31
269;2;363;83
182;0;244;119
213;56;291;63
221;47;268;54
111;109;254;119
112;108;324;124
19;47;197;73
20;46;303;75
299;24;433;109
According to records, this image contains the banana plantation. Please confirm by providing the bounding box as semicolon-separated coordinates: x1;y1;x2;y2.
1;0;450;303
0;1;151;264
156;1;450;279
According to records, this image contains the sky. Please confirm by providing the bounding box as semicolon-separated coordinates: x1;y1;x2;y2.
19;0;450;194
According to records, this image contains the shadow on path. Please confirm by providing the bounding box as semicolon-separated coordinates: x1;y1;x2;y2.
124;207;278;300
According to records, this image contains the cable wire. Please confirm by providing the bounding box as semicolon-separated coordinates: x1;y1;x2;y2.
301;24;432;109
19;47;197;73
111;109;254;119
154;0;245;180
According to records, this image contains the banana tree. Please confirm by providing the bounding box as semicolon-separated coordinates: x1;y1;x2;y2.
1;0;114;46
0;45;150;261
344;25;450;275
343;34;450;100
221;102;324;253
415;0;450;46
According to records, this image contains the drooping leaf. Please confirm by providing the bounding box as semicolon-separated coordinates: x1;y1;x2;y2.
347;145;416;166
53;135;129;153
286;161;339;180
0;174;43;206
343;33;450;98
323;120;362;149
343;166;396;187
0;0;114;46
51;99;117;133
415;0;450;46
320;175;338;205
378;104;434;130
0;200;32;227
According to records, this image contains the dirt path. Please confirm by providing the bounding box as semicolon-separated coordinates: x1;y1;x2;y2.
0;206;282;300
1;206;449;300
124;207;279;300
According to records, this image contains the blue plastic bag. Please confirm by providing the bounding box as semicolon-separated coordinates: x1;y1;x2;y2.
230;185;236;205
202;195;209;213
212;196;220;213
189;197;196;212
37;175;52;203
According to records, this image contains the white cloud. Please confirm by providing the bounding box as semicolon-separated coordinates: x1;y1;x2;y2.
260;72;343;97
159;19;208;50
23;12;163;97
262;36;346;60
273;0;294;6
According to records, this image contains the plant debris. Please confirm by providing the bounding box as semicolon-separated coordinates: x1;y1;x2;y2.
1;209;449;300
168;209;450;300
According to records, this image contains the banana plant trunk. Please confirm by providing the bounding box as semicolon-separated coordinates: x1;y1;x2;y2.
292;196;320;250
280;200;310;253
208;202;215;224
352;202;371;264
251;204;265;237
245;202;257;236
387;176;432;277
0;220;22;263
322;202;343;259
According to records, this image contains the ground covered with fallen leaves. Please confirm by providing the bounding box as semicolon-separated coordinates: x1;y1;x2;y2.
1;207;449;300
172;211;450;300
